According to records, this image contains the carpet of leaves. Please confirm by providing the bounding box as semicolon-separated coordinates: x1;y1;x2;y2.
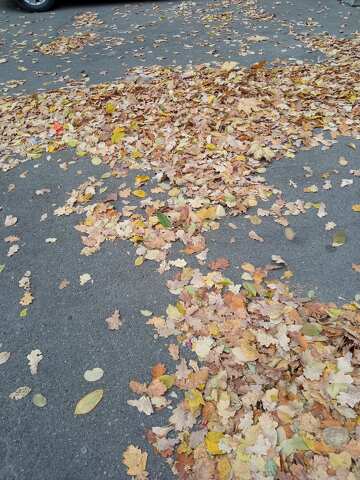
1;29;360;479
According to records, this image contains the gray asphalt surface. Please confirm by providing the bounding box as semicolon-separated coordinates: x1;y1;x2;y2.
0;0;360;479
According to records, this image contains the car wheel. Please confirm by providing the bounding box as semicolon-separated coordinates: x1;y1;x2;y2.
16;0;55;12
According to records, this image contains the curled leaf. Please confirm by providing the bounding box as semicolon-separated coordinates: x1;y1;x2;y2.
332;230;346;248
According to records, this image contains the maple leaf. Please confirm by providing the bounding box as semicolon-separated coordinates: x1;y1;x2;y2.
122;445;148;479
105;309;122;330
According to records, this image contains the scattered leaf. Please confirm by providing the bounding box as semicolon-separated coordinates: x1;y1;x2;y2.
0;351;11;365
105;309;122;330
9;386;31;400
33;393;47;408
332;230;346;247
27;349;43;375
74;389;104;415
84;368;104;382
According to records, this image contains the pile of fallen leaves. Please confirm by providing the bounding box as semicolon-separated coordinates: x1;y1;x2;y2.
73;11;104;28
36;32;98;56
0;33;358;270
127;264;360;479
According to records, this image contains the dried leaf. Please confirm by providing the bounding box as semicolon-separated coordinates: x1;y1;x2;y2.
0;351;11;365
122;445;148;479
84;368;104;382
4;215;17;227
27;349;43;375
79;273;92;285
105;309;122;330
208;257;230;271
9;386;31;400
127;396;153;415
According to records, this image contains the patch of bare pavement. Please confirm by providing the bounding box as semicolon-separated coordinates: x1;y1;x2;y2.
0;0;360;479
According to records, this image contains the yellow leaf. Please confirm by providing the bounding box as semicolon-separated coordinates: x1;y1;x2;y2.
206;143;216;151
217;456;232;480
232;335;258;363
329;452;352;470
197;206;217;221
132;190;146;198
111;126;125;144
205;431;225;455
304;185;318;193
74;389;103;415
159;375;175;389
47;144;57;153
134;256;144;266
184;389;204;415
105;102;116;114
135;175;150;186
352;204;360;212
131;148;142;159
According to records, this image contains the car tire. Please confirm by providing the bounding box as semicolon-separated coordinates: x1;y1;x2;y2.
16;0;55;12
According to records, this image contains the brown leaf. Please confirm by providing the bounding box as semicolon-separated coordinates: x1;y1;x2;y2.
208;257;230;271
129;380;148;395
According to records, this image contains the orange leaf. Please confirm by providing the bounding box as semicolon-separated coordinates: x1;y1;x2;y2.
151;362;166;379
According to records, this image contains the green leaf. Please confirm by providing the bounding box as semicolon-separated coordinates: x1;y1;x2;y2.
281;435;309;457
265;459;278;477
91;156;102;166
66;138;78;148
301;323;323;336
243;282;257;297
74;389;104;415
332;230;346;247
157;212;172;228
0;264;5;273
33;393;47;408
328;308;342;319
